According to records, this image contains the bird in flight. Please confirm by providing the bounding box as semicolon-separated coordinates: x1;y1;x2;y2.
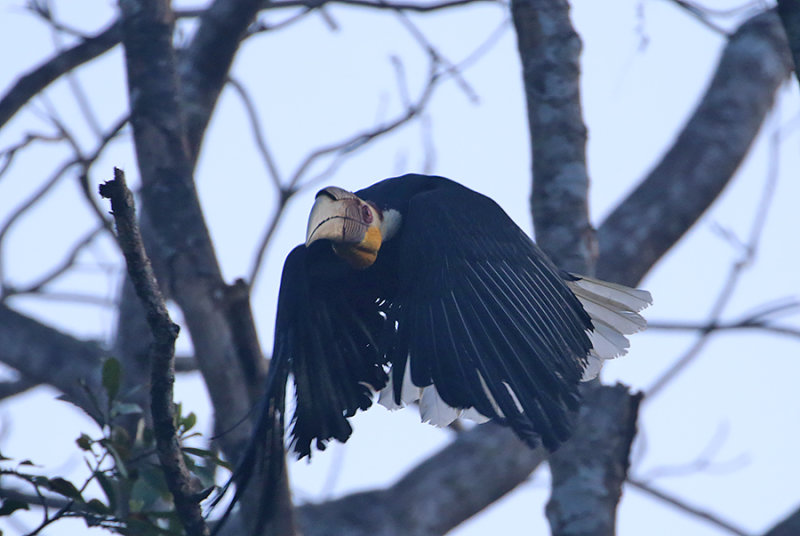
215;174;651;529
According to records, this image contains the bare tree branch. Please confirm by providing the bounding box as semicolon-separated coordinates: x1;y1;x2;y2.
777;0;800;87
179;0;266;163
646;111;783;400
0;114;126;294
100;167;208;536
0;158;76;286
648;319;800;339
117;1;294;532
511;3;638;536
2;225;105;297
0;304;104;421
298;422;547;536
268;0;499;11
512;0;593;276
0;377;38;401
226;76;283;189
596;9;792;287
546;384;642;536
0;132;64;177
628;478;752;536
763;505;800;536
0;20;120;130
248;58;441;286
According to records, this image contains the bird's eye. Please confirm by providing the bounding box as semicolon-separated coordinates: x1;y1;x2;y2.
361;204;373;224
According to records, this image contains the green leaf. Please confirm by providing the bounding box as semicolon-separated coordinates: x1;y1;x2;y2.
131;467;168;512
102;358;122;401
0;498;29;516
94;471;117;511
76;433;93;451
86;499;109;515
138;465;170;497
48;477;83;501
107;445;129;479
112;402;143;416
181;412;197;432
181;447;232;470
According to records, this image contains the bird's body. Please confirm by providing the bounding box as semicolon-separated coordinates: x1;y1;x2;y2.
272;174;650;454
215;174;651;529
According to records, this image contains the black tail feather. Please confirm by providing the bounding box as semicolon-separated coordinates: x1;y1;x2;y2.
209;353;289;535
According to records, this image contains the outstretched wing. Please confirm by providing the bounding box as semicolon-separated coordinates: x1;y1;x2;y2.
384;183;593;450
275;243;388;457
212;243;389;533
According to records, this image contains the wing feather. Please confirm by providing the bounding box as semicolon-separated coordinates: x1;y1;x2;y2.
274;245;388;457
390;181;592;449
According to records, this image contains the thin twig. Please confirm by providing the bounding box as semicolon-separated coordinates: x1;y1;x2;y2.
628;477;752;536
25;0;93;39
0;158;78;284
3;225;106;296
664;0;733;35
0;132;64;179
266;0;500;12
647;320;800;339
247;59;441;286
247;8;316;35
43;2;104;137
226;76;283;188
0;20;121;130
386;0;479;103
645;106;783;400
636;423;750;480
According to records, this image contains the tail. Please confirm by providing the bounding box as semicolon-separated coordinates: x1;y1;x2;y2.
565;275;652;380
209;357;289;535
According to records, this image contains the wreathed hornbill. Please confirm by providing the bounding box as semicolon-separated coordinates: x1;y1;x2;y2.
216;174;651;527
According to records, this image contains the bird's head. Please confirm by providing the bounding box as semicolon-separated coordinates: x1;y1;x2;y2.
306;186;400;269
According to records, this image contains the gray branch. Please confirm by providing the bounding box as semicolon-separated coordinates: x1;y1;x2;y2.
298;423;547;536
511;0;593;275
763;505;800;536
0;304;104;421
117;0;292;532
596;9;792;287
510;2;636;535
100;167;207;536
0;21;121;130
777;0;800;87
179;0;266;164
546;384;641;536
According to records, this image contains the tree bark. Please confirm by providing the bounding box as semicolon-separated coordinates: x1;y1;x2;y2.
511;0;593;276
777;0;800;87
596;9;792;287
117;0;293;532
0;304;105;420
298;423;547;536
545;384;641;536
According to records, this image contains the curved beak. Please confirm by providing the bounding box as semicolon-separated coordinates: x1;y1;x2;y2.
306;187;368;246
305;186;383;269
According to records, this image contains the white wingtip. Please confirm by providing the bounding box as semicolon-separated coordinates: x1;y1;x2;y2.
377;359;491;426
567;276;652;380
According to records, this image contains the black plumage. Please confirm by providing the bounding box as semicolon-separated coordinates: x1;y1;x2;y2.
214;174;650;530
278;174;597;455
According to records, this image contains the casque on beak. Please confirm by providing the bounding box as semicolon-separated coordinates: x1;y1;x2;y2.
306;186;383;269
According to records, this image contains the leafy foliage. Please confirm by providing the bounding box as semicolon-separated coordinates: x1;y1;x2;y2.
0;359;225;535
